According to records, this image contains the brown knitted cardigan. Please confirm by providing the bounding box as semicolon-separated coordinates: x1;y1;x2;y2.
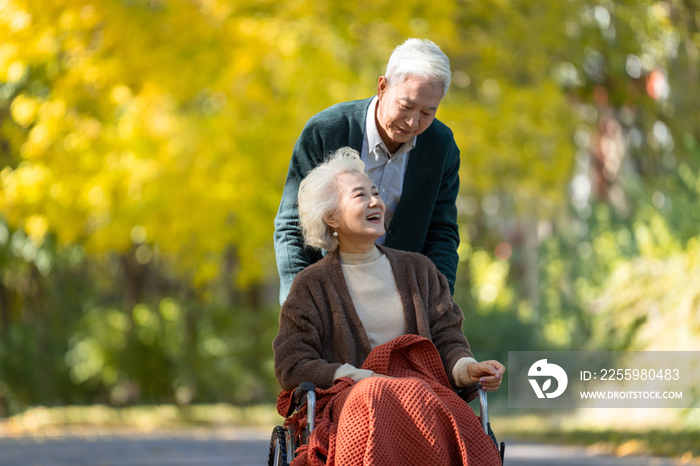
273;245;473;391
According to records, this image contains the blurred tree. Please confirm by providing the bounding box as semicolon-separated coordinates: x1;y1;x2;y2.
533;0;700;354
0;0;699;409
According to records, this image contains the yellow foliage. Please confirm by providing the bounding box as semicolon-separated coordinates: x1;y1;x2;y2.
0;0;601;289
24;213;48;246
469;250;512;312
10;93;37;127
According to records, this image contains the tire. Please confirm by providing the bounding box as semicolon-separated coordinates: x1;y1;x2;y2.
268;425;288;466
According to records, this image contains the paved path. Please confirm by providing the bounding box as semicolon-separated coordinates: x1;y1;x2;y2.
0;428;681;465
504;443;678;466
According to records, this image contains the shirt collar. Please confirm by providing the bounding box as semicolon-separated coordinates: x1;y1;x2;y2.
365;96;416;159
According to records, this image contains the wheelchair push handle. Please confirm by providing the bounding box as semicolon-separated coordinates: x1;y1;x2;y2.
478;387;489;433
458;382;489;434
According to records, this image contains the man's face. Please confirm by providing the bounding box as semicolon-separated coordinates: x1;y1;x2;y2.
375;76;443;153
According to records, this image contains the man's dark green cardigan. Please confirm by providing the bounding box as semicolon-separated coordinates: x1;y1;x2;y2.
274;97;460;303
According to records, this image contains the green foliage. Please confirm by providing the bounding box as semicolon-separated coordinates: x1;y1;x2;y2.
454;0;700;360
0;224;279;414
63;300;280;405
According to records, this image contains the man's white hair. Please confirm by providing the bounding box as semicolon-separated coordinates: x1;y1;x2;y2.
298;147;366;252
385;38;451;97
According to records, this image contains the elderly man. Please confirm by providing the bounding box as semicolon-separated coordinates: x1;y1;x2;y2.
274;38;460;303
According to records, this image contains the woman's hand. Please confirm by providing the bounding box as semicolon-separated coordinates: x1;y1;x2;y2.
466;360;505;392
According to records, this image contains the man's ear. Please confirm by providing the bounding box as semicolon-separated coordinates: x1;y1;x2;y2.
377;76;388;100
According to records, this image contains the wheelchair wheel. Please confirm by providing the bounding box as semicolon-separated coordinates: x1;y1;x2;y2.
268;425;288;466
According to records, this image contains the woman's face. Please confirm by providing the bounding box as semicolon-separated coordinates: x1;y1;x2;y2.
327;171;386;253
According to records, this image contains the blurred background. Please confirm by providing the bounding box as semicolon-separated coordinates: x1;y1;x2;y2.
0;0;699;446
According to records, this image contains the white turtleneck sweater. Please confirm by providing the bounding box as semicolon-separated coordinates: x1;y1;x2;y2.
333;247;477;387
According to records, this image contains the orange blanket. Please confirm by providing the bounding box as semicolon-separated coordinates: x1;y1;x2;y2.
276;335;502;465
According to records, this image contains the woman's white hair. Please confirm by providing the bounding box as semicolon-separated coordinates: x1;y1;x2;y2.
298;147;366;251
385;38;451;97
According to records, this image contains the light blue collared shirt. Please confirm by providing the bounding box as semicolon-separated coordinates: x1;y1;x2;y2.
360;97;416;245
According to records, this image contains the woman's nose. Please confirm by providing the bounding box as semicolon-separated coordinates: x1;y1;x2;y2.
371;194;385;209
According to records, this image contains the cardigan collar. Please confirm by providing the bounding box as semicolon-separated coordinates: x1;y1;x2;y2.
325;245;420;356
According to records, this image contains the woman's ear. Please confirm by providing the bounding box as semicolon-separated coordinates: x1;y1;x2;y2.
324;214;339;229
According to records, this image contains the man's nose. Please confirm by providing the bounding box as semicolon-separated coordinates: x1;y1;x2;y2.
405;112;419;128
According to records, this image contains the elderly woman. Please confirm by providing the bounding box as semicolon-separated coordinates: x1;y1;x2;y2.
273;148;504;466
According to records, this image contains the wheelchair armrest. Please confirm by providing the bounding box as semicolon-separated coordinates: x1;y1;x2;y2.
457;382;481;403
286;382;316;418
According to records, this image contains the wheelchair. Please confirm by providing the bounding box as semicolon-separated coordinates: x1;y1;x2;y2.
268;381;506;465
